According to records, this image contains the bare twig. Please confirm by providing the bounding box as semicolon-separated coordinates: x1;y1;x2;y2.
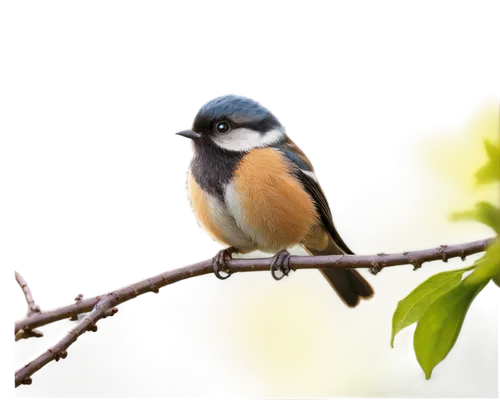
13;270;44;339
15;297;118;387
14;237;494;387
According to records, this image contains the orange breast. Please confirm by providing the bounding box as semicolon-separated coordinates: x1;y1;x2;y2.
228;148;319;252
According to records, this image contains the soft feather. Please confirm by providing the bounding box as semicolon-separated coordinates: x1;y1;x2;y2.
188;171;255;251
226;148;319;253
276;136;374;306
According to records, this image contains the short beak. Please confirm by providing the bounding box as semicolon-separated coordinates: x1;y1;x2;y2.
176;130;202;140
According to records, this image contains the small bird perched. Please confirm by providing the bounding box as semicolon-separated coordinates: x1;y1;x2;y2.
176;95;373;307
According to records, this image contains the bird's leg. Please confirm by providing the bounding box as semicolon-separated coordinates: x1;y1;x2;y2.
270;249;292;281
212;247;238;280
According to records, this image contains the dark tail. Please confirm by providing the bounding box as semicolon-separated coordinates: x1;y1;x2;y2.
303;240;374;307
319;268;374;307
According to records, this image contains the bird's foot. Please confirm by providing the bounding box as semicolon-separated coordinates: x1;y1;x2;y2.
270;250;292;281
212;247;238;280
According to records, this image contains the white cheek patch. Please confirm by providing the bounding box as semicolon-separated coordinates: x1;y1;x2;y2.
212;127;284;151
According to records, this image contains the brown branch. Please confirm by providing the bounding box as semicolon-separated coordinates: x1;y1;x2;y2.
13;270;44;340
15;298;119;387
14;237;494;387
15;271;41;316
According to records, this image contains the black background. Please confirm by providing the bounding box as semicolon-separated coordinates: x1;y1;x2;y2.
4;80;499;396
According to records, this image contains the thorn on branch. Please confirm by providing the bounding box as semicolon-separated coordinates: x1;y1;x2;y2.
103;307;119;319
369;261;383;275
55;352;67;362
403;251;409;255
21;377;32;386
152;286;159;293
437;245;449;262
148;278;160;296
71;292;87;301
48;348;68;362
29;305;41;314
410;260;422;271
30;329;43;338
460;249;466;261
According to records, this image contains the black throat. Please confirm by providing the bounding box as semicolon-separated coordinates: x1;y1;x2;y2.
190;138;246;200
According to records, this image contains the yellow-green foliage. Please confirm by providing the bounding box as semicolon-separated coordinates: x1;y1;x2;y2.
392;104;500;379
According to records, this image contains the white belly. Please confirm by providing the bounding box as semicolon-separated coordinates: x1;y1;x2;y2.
205;192;255;251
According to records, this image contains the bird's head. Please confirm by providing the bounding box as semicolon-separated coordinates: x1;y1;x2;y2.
176;95;285;152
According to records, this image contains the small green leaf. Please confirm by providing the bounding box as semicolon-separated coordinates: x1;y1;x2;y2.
469;239;500;283
390;266;473;348
413;270;489;379
484;138;499;159
475;139;500;185
450;202;500;234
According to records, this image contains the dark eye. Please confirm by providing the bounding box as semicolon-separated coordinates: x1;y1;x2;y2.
215;121;230;134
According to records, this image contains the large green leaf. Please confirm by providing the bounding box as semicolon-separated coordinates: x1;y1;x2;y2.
464;238;500;286
402;133;499;380
390;266;474;348
413;270;490;379
475;139;500;185
450;202;500;234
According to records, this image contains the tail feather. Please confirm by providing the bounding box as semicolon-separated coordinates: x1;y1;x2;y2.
303;237;374;307
319;268;374;307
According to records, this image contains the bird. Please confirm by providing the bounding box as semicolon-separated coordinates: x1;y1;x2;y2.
176;95;374;307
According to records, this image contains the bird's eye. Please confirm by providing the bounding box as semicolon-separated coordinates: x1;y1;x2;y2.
215;121;230;134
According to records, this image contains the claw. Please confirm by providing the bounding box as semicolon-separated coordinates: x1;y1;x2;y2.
212;247;237;280
270;250;291;281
